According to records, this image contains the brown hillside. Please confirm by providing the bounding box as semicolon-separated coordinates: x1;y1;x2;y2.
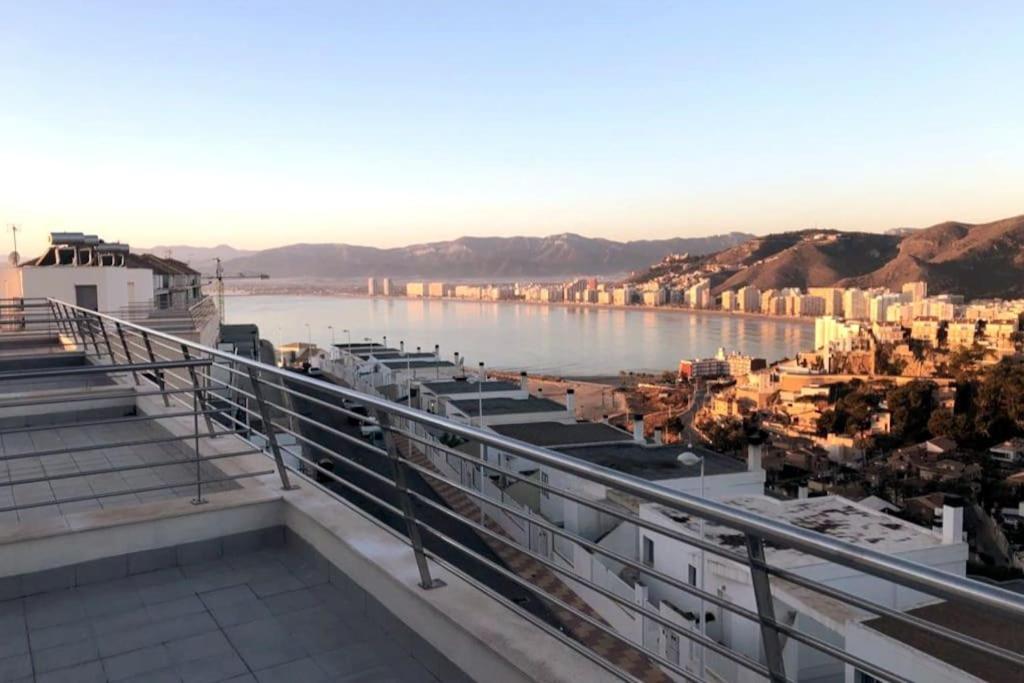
711;231;900;294
842;214;1024;298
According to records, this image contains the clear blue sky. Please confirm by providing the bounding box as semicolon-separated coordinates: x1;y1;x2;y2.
2;1;1022;256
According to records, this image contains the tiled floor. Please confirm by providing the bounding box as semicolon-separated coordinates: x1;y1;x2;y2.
0;545;438;682
0;420;240;524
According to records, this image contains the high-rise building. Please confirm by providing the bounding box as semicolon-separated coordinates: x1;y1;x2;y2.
901;280;928;302
687;279;711;309
843;288;869;320
367;277;381;296
738;286;761;312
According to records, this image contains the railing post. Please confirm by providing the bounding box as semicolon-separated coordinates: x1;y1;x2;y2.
65;304;85;349
142;330;171;406
115;322;140;385
48;300;68;339
83;312;103;360
374;409;445;590
246;366;297;491
745;534;787;683
191;373;206;506
98;316;116;363
181;345;217;437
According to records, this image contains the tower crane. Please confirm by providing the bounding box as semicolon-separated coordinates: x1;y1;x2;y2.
203;258;269;324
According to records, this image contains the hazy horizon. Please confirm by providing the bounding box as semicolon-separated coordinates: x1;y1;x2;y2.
3;2;1022;258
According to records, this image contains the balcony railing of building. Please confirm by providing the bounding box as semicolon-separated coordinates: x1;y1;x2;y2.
1;296;1022;683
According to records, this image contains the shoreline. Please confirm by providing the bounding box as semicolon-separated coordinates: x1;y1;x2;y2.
225;290;815;326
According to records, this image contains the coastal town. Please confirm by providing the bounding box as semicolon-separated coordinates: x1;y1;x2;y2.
344;271;1024;583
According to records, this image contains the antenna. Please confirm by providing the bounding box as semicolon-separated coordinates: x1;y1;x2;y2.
7;224;20;265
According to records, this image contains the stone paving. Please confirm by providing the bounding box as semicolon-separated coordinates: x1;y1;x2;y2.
0;543;443;682
0;420;240;524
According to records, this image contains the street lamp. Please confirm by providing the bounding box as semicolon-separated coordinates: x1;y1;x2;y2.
328;325;335;345
677;448;706;678
343;328;351;345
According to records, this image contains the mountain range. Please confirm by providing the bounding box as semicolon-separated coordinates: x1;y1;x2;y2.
633;214;1024;300
209;233;753;279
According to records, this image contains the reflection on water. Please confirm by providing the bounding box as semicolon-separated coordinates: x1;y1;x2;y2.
227;295;813;376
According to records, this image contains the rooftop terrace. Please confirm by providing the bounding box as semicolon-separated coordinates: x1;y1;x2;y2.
448;396;566;417
0;298;1019;683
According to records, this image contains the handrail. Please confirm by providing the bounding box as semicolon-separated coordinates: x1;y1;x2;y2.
45;298;1024;624
19;297;1024;682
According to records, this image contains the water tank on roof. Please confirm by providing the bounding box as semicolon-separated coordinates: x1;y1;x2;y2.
49;232;86;245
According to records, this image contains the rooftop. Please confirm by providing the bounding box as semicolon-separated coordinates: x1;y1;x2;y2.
422;380;521;395
492;421;633;447
558;442;745;481
651;495;944;568
378;359;456;370
448;396;566;417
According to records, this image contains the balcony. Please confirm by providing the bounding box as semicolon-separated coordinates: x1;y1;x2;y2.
0;298;1019;682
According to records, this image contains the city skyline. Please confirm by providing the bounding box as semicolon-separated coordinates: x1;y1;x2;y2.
3;2;1023;257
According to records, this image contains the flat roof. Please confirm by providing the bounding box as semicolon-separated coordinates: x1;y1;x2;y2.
492;421;633;447
380;359;456;369
863;601;1023;682
559;443;744;481
449;396;565;416
364;351;438;360
422;380;521;395
651;495;942;568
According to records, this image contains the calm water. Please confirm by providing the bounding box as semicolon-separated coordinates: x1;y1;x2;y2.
226;295;813;376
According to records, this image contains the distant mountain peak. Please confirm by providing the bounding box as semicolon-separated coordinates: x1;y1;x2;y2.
218;232;754;279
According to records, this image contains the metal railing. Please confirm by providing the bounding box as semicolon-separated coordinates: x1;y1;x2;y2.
1;297;1022;683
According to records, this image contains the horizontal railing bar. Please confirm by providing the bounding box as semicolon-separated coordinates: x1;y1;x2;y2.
52;300;1024;626
392;421;1022;668
398;455;758;619
0;429;245;462
397;454;913;683
0;470;274;514
411;512;704;683
0;449;261;488
0;408;222;436
404;485;776;680
762;560;1024;668
389;422;752;564
0;385;200;410
207;360;377;424
0;359;210;381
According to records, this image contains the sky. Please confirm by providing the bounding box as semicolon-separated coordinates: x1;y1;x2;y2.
1;2;1022;258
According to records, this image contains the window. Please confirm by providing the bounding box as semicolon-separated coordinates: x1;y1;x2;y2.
688;564;697;586
855;672;883;683
642;537;654;566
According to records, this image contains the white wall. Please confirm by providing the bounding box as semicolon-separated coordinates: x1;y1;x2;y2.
844;620;983;683
19;266;154;312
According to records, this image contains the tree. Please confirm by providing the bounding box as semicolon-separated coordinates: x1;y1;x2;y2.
698;416;747;454
973;358;1024;442
886;380;937;444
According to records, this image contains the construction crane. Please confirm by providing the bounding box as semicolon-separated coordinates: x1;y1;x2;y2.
203;258;269;324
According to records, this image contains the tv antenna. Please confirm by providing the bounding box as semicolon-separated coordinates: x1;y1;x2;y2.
7;224;20;265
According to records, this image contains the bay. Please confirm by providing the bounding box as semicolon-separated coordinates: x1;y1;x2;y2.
226;295;813;376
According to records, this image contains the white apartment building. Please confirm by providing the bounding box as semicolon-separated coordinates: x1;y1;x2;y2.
637;495;968;682
1;233;154;313
737;286;760;312
842;289;869;320
687;279;711;309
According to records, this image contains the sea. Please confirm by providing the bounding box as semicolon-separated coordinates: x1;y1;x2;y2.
226;295;813;377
